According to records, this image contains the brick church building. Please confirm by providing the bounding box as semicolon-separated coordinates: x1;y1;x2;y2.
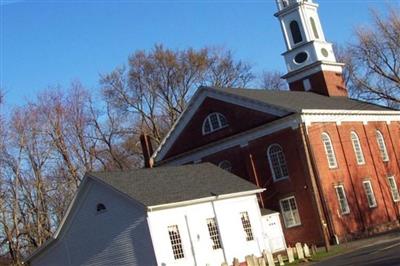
146;0;400;246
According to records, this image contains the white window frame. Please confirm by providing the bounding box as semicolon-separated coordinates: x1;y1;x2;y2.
350;131;365;165
322;132;338;169
376;130;389;162
279;196;301;228
387;176;400;202
167;225;185;260
218;160;232;172
240;211;254;241
202;112;228;135
362;180;377;208
206;218;222;250
335;185;350;215
267;144;289;182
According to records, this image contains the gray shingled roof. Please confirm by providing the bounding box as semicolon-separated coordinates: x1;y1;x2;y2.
88;163;260;207
211;87;392;112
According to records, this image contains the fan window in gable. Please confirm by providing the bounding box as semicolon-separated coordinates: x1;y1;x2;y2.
267;144;289;181
202;113;228;135
218;160;232;172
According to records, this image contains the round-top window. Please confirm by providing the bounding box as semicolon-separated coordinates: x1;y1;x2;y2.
321;48;329;57
294;52;308;64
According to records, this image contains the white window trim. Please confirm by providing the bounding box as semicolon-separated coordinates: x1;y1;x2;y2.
362;180;377;208
335;185;350;215
387;176;400;202
267;144;289;182
202;112;228;135
376;130;389;162
279;196;301;228
350;131;366;165
322;132;338;169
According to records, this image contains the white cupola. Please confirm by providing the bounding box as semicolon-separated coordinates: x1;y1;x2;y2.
274;0;347;97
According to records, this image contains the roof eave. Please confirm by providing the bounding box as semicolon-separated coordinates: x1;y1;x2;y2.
147;188;265;212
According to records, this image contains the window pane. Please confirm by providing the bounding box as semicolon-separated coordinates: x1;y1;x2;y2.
268;144;289;181
280;196;301;228
206;218;222;250
388;176;400;201
363;181;377;208
168;225;185;260
335;186;350;214
322;133;337;168
376;131;389;161
240;212;254;241
351;132;365;165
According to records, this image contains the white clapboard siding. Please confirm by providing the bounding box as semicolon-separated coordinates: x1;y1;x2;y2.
31;179;157;266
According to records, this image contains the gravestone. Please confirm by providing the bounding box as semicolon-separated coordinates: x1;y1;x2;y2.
287;246;295;263
258;257;267;266
303;244;311;258
232;258;240;266
252;255;260;266
295;242;305;260
245;255;255;266
263;250;275;266
221;263;228;266
277;254;285;266
311;244;318;255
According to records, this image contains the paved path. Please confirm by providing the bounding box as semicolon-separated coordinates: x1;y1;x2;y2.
313;239;400;266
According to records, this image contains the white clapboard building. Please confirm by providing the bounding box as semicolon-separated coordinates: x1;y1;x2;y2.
26;163;286;266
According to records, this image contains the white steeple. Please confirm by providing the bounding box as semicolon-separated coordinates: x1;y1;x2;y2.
275;0;344;88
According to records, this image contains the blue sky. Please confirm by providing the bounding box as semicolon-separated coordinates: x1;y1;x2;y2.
1;0;397;106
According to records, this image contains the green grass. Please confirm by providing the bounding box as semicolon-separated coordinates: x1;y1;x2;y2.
283;245;347;265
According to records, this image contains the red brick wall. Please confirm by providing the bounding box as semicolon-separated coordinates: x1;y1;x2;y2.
307;121;400;240
202;127;325;246
165;97;278;158
289;71;348;97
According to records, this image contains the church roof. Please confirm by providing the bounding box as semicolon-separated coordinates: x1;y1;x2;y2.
211;87;393;112
88;163;261;208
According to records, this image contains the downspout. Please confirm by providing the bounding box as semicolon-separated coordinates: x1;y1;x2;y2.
300;123;333;250
249;153;266;209
211;197;228;264
184;215;198;266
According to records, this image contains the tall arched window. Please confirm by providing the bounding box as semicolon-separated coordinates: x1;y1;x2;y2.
376;130;389;162
290;21;303;44
310;17;319;39
202;113;228;135
350;131;365;165
321;132;337;168
267;144;289;181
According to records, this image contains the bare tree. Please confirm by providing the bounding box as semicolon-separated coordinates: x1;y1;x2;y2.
259;71;288;90
341;7;400;108
101;45;254;145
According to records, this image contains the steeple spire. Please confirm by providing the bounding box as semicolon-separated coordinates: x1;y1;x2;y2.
275;0;347;97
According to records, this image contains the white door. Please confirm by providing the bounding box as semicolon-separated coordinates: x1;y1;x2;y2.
262;214;286;253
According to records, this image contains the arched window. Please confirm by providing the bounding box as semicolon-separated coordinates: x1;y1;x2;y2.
267;144;289;181
321;133;337;168
376;130;389;162
202;113;228;135
310;17;319;39
96;203;106;213
218;160;232;172
350;131;365;165
290;21;303;44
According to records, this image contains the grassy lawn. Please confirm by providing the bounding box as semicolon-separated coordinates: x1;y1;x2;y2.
284;245;347;265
